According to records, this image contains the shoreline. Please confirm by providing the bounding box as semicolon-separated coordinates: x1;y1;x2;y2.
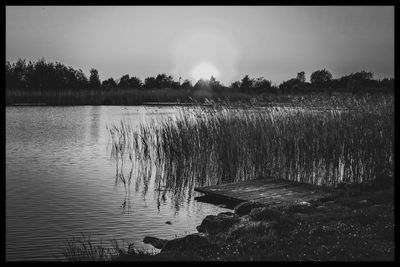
110;186;394;261
8;102;212;107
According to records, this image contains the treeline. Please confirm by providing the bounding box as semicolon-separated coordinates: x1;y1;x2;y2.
278;70;394;95
6;58;394;95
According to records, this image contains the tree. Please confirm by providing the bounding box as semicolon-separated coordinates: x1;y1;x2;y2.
296;71;306;83
193;79;211;90
89;68;101;89
279;78;299;94
155;73;176;88
240;75;253;90
75;69;89;89
116;75;142;88
350;70;373;80
310;69;332;88
193;76;223;91
5;60;25;90
6;58;90;91
29;58;54;91
230;81;241;89
117;74;130;88
253;77;272;89
209;76;222;90
155;74;168;88
180;79;192;89
144;76;157;89
102;78;117;88
129;76;142;88
346;71;374;94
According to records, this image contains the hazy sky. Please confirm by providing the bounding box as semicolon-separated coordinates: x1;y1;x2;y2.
6;6;394;85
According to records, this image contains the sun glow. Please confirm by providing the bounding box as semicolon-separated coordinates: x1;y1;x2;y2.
191;63;219;81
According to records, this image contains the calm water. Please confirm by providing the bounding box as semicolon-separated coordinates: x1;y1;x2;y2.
6;106;229;261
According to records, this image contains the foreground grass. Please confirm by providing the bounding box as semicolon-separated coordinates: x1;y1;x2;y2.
63;234;155;261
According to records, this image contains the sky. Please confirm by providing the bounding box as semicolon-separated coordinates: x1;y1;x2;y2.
6;6;394;85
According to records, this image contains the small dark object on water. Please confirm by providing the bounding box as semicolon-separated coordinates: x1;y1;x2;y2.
165;221;172;225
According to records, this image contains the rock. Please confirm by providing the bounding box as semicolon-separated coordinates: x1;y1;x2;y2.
197;212;240;235
162;233;211;252
249;207;281;221
165;221;172;225
143;236;168;249
234;201;265;216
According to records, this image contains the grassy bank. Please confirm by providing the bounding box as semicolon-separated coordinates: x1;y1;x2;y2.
63;187;394;261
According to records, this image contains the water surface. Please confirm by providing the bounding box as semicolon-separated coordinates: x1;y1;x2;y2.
6;106;229;261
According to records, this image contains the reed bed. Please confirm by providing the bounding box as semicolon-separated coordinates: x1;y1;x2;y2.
6;88;257;106
108;96;393;200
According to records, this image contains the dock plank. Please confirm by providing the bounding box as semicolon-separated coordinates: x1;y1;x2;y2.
194;178;338;207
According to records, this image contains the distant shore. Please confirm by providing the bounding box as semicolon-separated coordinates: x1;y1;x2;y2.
8;101;215;106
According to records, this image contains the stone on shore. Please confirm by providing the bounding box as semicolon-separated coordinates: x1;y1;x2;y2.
162;233;211;252
234;201;265;216
197;212;240;235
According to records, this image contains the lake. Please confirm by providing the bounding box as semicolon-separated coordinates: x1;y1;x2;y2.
6;106;229;261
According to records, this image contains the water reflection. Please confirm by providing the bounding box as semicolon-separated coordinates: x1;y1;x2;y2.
7;106;231;261
120;194;132;214
109;118;205;213
89;106;101;142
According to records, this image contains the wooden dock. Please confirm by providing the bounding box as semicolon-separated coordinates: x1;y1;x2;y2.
194;178;339;207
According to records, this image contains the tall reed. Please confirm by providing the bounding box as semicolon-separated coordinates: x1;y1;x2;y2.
108;95;393;200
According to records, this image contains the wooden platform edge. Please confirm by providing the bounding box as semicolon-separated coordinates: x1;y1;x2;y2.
194;177;280;204
194;186;248;204
194;177;340;206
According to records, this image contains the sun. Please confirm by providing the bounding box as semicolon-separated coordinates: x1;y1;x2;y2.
191;63;219;81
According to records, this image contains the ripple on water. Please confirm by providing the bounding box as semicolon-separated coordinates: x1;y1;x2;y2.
6;106;229;261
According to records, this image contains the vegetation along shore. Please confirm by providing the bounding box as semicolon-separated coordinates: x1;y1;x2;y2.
63;95;394;261
64;185;394;261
